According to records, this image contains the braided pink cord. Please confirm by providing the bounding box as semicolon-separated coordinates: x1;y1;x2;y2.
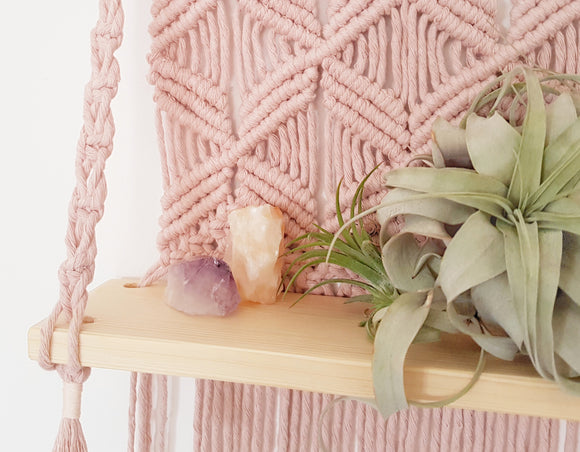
39;0;124;375
35;2;123;450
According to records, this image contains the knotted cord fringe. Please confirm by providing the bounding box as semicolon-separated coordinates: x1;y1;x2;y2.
38;1;124;450
138;0;580;451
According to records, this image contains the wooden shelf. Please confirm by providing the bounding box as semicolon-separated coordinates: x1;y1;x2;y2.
28;279;580;421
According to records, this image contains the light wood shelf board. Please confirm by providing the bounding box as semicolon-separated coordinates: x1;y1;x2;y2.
28;279;580;421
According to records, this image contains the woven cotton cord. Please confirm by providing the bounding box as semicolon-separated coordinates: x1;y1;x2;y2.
37;0;124;451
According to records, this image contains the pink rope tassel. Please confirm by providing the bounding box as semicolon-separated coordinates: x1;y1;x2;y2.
53;380;89;452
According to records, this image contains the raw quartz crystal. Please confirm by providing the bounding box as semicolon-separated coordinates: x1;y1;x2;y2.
228;205;285;304
166;257;241;316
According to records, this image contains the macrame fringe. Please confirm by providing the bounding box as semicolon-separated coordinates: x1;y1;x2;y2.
52;419;88;452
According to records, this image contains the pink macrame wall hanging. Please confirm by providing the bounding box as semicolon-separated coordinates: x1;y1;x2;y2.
38;0;580;450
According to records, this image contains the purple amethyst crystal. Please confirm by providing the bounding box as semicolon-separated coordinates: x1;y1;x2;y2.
166;257;241;316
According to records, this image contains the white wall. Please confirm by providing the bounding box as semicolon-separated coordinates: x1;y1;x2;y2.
1;2;174;449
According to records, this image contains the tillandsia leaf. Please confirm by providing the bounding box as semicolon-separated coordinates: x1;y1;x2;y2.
465;112;520;185
383;167;512;218
508;69;546;207
560;232;580;305
377;188;474;226
410;349;487;410
293;249;387;289
377;188;474;245
553;293;580;375
382;233;440;292
541;118;580;182
290;227;385;276
361;239;384;265
335;178;359;250
346;294;375;304
431;118;472;168
534;229;562;379
545;93;578;146
351;165;381;247
302;234;385;276
400;215;452;243
289;278;381;307
461;71;514;126
529;138;580;212
413;325;441;344
424;288;458;334
499;217;541;369
384;167;509;198
553;294;580;395
446;300;519;360
534;197;580;235
373;290;432;418
437;211;506;303
471;273;524;348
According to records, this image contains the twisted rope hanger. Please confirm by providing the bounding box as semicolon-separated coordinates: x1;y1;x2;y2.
38;0;124;450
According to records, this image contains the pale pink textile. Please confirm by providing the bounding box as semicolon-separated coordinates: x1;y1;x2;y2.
136;0;580;451
35;0;580;449
137;0;580;450
193;381;566;452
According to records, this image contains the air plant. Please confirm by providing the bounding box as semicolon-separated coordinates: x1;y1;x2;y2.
284;168;399;338
288;67;580;419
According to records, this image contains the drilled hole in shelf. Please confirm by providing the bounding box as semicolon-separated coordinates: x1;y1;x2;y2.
124;282;139;288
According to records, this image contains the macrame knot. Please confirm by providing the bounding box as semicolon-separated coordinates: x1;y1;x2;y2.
63;382;83;420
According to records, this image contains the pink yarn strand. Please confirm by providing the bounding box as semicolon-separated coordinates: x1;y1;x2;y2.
128;372;138;452
153;375;169;452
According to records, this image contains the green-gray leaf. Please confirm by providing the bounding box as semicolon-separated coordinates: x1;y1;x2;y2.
431;117;471;168
471;273;524;348
542;117;580;182
534;229;562;378
382;233;440;292
438;211;506;303
373;291;431;417
560;232;580;305
466;112;520;185
447;300;518;360
385;167;509;198
553;293;580;374
546;93;578;146
377;188;474;227
508;69;546;206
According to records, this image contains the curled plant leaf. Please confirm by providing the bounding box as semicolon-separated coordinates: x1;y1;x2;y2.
437;211;506;303
545;93;577;145
466;112;519;185
382;233;441;292
553;293;580;375
373;291;431;417
471;273;524;348
560;232;580;304
431;118;471;168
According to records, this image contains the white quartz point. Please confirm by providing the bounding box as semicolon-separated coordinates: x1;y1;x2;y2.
228;205;285;304
166;257;241;316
